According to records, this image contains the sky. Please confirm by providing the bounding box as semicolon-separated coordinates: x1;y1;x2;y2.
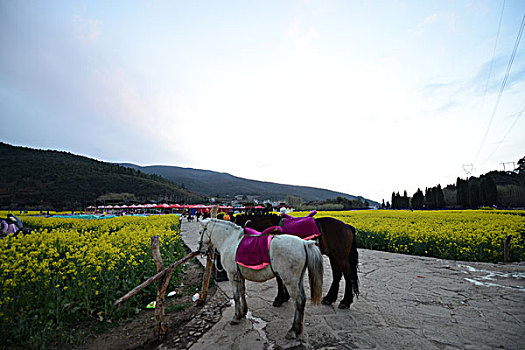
1;1;524;204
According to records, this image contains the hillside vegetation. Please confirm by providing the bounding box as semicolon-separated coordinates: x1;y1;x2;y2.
122;164;377;204
0;143;206;210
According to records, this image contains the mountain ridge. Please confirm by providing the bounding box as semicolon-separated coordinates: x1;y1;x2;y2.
120;163;378;205
0;143;205;210
0;142;378;209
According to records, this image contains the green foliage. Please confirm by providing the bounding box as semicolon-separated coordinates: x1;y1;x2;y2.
298;196;369;210
166;302;192;313
424;185;444;209
393;160;524;209
411;188;424;209
391;191;410;209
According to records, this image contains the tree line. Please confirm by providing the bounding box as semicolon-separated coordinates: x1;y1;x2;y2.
289;195;370;211
385;156;524;209
388;185;446;210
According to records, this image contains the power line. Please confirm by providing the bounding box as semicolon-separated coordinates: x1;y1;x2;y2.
482;0;506;98
484;104;525;163
474;12;525;164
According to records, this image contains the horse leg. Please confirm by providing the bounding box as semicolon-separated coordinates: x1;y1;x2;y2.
322;255;342;306
273;276;290;307
230;276;246;324
338;264;353;309
239;275;248;317
339;232;359;310
285;277;306;339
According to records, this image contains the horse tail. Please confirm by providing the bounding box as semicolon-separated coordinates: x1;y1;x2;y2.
348;224;360;298
304;241;323;305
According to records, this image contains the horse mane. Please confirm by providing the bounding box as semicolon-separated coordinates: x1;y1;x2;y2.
235;212;279;218
209;219;244;238
210;218;240;228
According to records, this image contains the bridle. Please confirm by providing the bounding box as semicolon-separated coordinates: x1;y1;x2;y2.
198;220;215;253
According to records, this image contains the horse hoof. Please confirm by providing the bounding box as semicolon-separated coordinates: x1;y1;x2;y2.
230;318;241;325
285;329;297;340
338;302;350;309
321;298;333;306
273;300;283;307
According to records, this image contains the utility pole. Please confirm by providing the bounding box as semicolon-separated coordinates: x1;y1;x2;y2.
463;163;474;178
500;162;516;172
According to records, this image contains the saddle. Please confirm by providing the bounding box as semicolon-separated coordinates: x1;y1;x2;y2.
235;226;282;270
280;210;321;240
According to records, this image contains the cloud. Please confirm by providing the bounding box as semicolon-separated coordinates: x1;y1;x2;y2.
72;15;101;42
471;54;525;94
409;12;460;36
424;13;439;24
409;13;438;35
447;12;459;33
288;20;320;52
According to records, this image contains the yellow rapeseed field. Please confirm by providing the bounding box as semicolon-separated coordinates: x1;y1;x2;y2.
292;210;525;262
0;214;185;349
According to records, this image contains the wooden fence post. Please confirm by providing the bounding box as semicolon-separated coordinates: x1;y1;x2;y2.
151;235;172;338
113;237;203;339
197;249;214;306
114;251;199;309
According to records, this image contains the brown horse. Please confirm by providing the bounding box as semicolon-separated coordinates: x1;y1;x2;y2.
234;213;359;309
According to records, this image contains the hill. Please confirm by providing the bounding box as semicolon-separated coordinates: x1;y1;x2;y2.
0;143;206;210
120;164;378;205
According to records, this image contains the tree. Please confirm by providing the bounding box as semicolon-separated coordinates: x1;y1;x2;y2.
480;176;497;206
285;195;303;208
469;182;480;208
402;190;410;209
456;178;469;208
479;179;487;205
517;156;525;174
424;187;433;209
391;192;397;209
435;185;445;208
391;192;401;209
424;185;444;209
411;188;424;209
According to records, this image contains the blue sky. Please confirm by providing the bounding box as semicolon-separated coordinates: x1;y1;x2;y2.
1;1;524;203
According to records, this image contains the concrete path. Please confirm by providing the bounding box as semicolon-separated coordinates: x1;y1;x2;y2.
179;219;525;349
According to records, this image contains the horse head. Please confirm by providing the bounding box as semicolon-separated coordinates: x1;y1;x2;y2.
198;218;212;253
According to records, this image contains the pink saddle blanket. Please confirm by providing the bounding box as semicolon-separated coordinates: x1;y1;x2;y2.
235;226;281;270
281;210;321;240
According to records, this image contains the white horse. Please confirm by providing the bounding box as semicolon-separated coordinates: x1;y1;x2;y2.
199;219;323;339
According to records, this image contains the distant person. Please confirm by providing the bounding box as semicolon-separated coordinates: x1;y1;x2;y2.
1;214;21;237
196;211;201;222
223;213;231;221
